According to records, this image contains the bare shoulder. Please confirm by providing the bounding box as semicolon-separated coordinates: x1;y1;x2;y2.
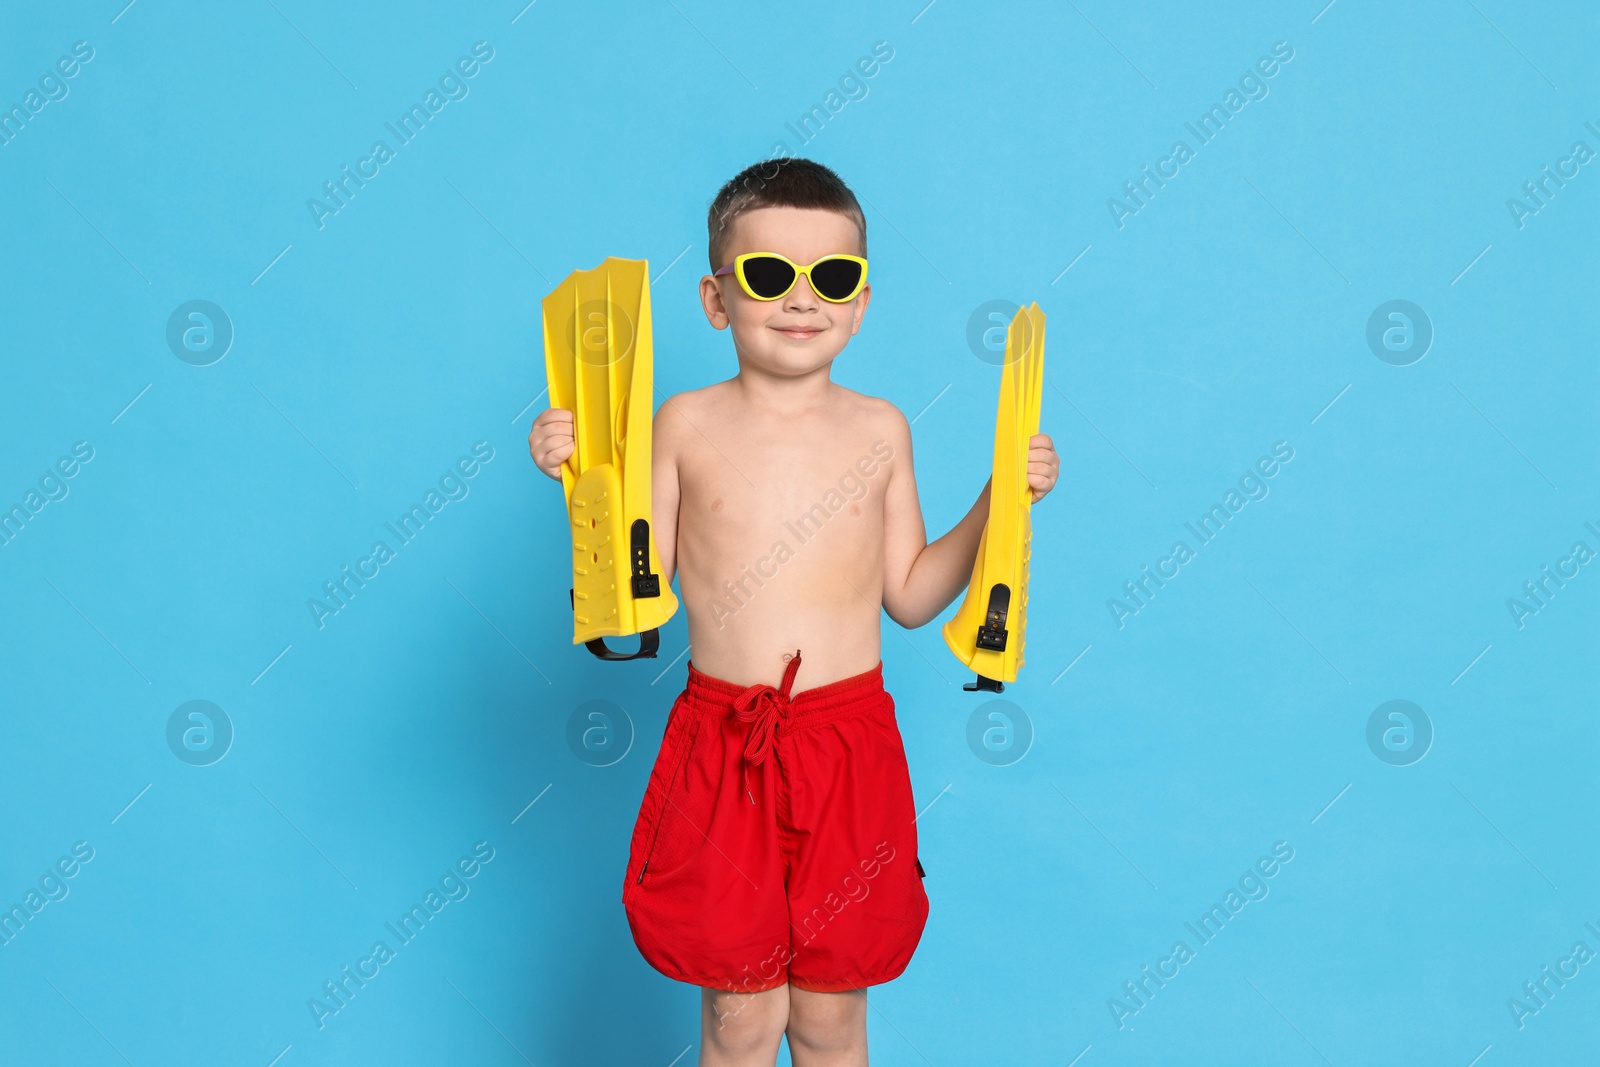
837;388;911;457
655;383;723;444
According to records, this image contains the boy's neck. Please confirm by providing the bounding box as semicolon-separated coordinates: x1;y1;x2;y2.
729;360;835;416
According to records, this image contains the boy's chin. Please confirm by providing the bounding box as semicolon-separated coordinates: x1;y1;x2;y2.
738;340;843;373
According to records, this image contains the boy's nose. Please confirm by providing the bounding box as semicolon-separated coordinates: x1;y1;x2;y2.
782;274;821;308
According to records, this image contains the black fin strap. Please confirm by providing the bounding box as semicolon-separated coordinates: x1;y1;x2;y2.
584;628;661;661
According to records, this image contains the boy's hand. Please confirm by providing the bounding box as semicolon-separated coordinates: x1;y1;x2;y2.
1027;432;1059;503
528;407;575;481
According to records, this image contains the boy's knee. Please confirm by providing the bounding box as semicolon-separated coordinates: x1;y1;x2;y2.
785;988;866;1053
702;986;787;1053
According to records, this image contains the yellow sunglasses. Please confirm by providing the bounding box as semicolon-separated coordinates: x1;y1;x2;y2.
713;252;869;303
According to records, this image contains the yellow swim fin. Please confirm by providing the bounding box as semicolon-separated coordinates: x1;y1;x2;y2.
941;303;1045;692
542;256;679;660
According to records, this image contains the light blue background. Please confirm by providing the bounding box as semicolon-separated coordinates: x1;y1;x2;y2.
2;1;1596;1064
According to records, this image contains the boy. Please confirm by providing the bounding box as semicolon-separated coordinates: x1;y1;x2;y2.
529;158;1058;1066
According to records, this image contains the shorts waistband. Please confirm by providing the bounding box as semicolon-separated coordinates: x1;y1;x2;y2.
680;654;887;727
681;650;886;805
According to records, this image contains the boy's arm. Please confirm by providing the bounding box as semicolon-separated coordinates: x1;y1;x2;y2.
880;403;992;631
651;397;683;588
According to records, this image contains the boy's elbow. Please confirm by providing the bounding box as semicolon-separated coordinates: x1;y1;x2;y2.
880;590;925;631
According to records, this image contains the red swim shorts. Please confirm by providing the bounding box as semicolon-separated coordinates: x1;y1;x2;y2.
621;649;929;993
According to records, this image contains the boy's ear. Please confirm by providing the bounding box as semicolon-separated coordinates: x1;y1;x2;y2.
699;274;731;330
849;283;872;335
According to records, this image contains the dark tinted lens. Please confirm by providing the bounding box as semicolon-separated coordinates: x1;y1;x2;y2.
740;256;796;299
808;258;863;301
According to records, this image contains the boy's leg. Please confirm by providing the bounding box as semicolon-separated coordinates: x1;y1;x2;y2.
701;984;789;1067
785;985;867;1067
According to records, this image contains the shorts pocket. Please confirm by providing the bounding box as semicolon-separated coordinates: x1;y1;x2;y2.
866;696;911;764
629;705;703;889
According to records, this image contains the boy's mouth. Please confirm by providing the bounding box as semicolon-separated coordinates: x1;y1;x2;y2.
771;323;825;341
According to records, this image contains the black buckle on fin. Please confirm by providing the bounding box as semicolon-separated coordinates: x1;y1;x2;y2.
965;582;1010;692
629;518;661;599
976;583;1009;650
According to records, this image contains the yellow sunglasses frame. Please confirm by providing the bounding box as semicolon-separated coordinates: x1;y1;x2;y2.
714;252;869;303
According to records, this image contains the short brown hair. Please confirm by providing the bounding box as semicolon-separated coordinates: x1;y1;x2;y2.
706;157;867;270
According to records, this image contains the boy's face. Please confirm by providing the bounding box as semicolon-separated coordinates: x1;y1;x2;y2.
699;205;871;375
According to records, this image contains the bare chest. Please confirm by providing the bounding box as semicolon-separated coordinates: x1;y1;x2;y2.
677;420;895;559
